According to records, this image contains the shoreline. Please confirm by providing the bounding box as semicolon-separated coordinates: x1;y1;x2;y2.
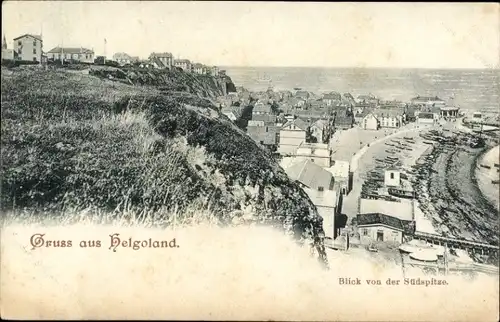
412;128;499;245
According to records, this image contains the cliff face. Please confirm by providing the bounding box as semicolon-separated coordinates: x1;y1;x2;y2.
88;67;236;98
1;67;327;264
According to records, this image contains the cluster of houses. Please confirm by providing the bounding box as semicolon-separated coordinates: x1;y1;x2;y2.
1;33;224;77
218;87;462;243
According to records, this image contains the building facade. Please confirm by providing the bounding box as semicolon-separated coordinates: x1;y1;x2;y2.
13;34;42;62
113;52;139;66
47;47;95;63
278;118;309;155
174;59;191;71
361;113;379;130
357;213;405;244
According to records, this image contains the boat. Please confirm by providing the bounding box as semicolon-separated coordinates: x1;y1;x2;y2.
493;180;500;185
494;163;499;168
257;74;272;82
480;164;491;169
388;187;416;199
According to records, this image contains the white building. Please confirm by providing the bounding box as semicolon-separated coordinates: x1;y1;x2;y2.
384;168;401;187
327;160;351;195
278;118;309;155
295;142;331;168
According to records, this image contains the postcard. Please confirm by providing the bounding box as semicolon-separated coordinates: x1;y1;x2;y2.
1;1;499;321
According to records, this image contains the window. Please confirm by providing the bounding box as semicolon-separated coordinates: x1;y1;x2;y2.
33;57;37;62
390;172;394;179
33;40;36;46
362;228;368;236
33;48;36;54
18;41;21;47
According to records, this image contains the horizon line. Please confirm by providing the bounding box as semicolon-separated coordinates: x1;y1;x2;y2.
218;65;500;70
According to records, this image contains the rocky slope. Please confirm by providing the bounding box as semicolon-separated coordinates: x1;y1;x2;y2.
1;67;327;264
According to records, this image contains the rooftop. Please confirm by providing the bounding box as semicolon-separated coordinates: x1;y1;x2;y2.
285;159;334;191
13;34;42;41
327;160;350;178
359;198;413;221
356;213;404;231
47;47;94;54
150;52;173;58
305;188;338;208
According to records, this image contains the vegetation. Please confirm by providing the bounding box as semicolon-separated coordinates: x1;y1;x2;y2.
1;67;327;263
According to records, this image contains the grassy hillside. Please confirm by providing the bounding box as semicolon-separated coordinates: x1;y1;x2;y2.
1;67;327;263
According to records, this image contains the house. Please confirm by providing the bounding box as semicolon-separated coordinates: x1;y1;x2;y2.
416;111;436;124
13;34;42;62
356;94;379;105
307;188;342;239
295;90;310;100
295;142;331;167
174;59;191;71
283;159;342;239
47;47;94;63
221;106;242;121
384;168;401;187
327;160;351;195
405;105;417;122
322;92;342;106
334;112;354;130
356;213;405;244
278;118;309;155
410;96;445;108
361;112;379;130
211;66;219;76
252;114;277;123
247;124;279;147
374;108;404;128
113;52;139;66
2;34;14;60
285;159;335;191
310;119;331;144
309;99;326;109
148;52;173;69
252;101;272;115
192;63;204;74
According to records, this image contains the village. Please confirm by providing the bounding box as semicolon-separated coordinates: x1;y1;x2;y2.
1;33;225;77
2;32;499;278
219;83;499;277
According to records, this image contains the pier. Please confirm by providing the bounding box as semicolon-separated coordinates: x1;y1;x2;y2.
413;231;499;257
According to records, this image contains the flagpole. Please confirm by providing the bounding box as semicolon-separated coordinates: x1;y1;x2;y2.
103;38;107;65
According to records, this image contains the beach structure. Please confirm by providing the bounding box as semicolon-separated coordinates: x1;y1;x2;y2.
439;106;460;118
356;213;405;244
294;142;331;167
13;34;43;62
278;118;309;155
47;46;95;63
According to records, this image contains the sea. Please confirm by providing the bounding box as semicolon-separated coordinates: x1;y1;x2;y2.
221;67;500;115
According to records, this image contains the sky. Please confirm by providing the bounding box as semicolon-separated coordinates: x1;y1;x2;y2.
2;1;499;69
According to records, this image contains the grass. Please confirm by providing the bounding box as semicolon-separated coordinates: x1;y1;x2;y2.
0;67;327;262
